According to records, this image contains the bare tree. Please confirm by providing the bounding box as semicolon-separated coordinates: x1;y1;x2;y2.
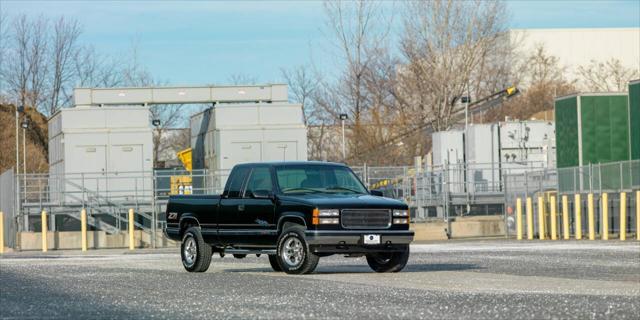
74;45;125;88
397;0;510;133
577;58;639;92
281;65;320;124
320;0;395;164
485;44;576;122
48;17;81;114
227;73;258;85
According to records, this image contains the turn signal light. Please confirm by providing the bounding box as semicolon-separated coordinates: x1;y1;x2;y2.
312;208;319;225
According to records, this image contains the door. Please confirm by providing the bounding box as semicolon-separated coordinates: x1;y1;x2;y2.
218;166;250;245
109;144;144;200
239;166;276;245
70;145;107;202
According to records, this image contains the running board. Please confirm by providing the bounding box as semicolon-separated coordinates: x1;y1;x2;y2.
224;248;277;255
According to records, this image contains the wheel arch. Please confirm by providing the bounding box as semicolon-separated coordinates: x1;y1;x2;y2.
277;213;307;233
179;215;200;237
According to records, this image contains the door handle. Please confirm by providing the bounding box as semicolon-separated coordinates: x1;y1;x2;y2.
238;204;245;212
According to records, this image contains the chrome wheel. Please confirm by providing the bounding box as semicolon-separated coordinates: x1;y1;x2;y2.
281;237;304;267
183;236;197;267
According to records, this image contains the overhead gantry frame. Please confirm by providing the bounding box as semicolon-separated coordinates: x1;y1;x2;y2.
73;84;288;107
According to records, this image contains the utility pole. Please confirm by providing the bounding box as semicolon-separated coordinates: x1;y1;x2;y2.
15;104;22;238
339;114;348;161
22;120;28;177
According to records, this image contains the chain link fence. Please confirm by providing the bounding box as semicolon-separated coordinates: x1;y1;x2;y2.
504;160;640;238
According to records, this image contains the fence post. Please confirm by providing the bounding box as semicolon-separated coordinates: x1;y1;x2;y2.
587;193;595;240
601;193;608;240
550;195;557;240
562;195;570;240
636;191;640;241
526;197;533;240
620;192;626;241
129;208;135;250
575;194;582;240
41;209;48;252
537;196;546;240
0;211;4;254
516;198;523;240
81;208;87;251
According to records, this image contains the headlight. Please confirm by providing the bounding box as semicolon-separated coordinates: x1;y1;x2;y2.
393;218;409;224
312;208;340;225
393;209;408;217
318;209;339;217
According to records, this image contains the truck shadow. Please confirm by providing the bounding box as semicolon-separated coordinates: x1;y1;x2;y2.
223;263;481;274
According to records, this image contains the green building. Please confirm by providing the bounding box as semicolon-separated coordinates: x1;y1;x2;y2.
555;91;636;192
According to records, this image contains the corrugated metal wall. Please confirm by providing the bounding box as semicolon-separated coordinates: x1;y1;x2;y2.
580;95;630;164
629;81;640;160
555;96;579;168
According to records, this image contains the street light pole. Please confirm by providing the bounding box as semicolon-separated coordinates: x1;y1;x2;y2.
15;104;21;238
339;114;348;161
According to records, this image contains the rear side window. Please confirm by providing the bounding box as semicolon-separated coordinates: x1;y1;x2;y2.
225;167;250;198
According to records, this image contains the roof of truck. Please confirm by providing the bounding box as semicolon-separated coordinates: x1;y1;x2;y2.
235;161;347;167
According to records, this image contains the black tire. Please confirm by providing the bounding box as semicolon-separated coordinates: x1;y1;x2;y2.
181;226;212;272
268;254;282;272
276;224;319;274
365;245;410;273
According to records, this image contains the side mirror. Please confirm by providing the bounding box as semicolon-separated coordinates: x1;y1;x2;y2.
252;190;273;200
370;190;384;197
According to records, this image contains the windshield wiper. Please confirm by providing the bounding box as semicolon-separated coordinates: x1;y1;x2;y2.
325;186;362;194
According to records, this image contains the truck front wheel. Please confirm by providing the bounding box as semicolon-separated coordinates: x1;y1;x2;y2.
365;245;410;273
276;225;319;274
181;226;212;272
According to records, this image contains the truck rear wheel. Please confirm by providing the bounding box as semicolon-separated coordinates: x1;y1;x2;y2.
276;225;319;274
181;226;212;272
365;245;410;273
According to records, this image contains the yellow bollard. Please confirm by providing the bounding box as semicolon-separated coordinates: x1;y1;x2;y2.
575;194;582;240
636;191;640;241
516;198;523;240
537;196;546;240
81;208;88;251
588;193;595;240
562;195;570;240
41;210;48;252
0;211;4;254
620;192;626;241
602;193;609;240
128;208;135;250
550;195;557;240
526;197;534;240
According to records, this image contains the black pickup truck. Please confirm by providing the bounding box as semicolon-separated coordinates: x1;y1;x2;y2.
164;161;414;274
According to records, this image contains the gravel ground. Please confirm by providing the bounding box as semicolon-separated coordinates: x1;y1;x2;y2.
1;240;639;319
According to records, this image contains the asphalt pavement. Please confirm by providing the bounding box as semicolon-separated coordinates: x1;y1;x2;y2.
1;240;639;319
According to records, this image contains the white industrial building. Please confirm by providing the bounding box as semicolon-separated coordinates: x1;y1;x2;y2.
430;120;555;194
190;102;307;172
510;28;640;87
48;106;154;202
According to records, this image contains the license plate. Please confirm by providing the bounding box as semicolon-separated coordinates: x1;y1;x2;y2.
363;234;380;245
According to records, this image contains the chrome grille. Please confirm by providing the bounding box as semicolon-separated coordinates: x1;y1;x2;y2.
340;209;391;229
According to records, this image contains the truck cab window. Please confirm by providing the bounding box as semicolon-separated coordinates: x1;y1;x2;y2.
226;167;250;198
244;167;273;198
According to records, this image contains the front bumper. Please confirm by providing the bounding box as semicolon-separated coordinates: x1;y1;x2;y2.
305;230;414;253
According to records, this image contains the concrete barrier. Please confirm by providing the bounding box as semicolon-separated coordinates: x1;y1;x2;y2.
18;231;179;251
411;216;505;240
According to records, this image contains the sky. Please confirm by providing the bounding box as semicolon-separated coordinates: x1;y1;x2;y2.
1;0;639;86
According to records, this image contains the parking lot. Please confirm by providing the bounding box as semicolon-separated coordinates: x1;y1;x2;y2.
1;240;639;319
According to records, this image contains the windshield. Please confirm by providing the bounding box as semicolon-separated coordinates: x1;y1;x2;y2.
275;165;368;195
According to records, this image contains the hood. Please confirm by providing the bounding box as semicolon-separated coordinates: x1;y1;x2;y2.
279;193;407;209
